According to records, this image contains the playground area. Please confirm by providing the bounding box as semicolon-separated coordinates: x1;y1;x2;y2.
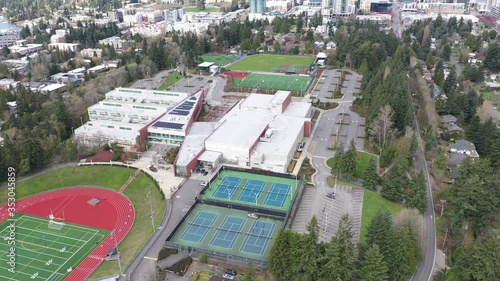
228;54;315;73
201;169;298;211
0;214;108;281
226;72;313;92
170;204;283;260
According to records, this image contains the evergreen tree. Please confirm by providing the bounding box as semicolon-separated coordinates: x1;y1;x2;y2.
406;172;428;213
301;217;319;281
342;140;357;179
366;210;393;265
381;161;407;202
434;60;445;87
358;244;388;281
387;228;410;281
331;144;345;177
242;263;256;281
363;157;379;190
269;229;292;281
441;43;451;61
334;215;357;280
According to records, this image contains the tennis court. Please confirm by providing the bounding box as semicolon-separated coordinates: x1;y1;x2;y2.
0;214;108;281
240;221;276;255
203;170;298;211
237;180;266;204
263;183;291;208
233;73;313;92
180;211;218;243
210;216;245;249
170;205;283;260
212;176;242;200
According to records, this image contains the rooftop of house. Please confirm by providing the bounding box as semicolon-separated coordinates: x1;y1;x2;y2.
449;139;476;152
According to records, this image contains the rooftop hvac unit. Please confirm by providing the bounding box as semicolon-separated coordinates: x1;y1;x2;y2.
265;128;274;138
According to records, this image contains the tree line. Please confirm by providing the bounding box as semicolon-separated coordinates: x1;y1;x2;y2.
269;210;422;281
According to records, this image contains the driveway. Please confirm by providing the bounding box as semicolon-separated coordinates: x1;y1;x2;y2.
124;179;203;281
291;70;365;242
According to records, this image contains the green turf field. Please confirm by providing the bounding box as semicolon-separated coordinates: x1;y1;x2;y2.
0;214;108;281
233;73;313;92
184;6;221;12
199;55;236;67
228;55;315;72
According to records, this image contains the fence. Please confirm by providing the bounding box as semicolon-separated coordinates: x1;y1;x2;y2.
199;198;287;218
164;241;268;270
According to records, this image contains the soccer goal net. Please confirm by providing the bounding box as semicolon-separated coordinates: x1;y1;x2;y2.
48;220;65;230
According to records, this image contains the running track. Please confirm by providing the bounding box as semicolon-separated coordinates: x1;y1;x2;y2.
0;187;135;281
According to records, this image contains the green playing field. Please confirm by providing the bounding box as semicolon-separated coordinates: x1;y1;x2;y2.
228;55;315;72
233;73;313;92
0;214;108;281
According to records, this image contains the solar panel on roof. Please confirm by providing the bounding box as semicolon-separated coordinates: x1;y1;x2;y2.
189;97;197;100
183;101;195;105
153;121;184;130
177;106;192;111
170;110;190;116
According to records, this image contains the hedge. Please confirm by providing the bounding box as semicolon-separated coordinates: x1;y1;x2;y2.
158;247;179;261
166;256;193;276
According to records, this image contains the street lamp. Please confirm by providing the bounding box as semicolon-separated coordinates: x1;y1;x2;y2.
111;229;125;277
146;191;155;232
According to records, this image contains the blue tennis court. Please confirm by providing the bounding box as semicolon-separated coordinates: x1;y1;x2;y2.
212;176;242;199
180;211;218;243
263;183;291;207
237;180;266;203
210;216;246;249
240;221;276;255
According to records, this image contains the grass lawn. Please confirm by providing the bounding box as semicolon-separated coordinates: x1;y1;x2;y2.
157;71;184;90
184;6;221;12
199;55;235;67
228;54;315;72
90;172;165;278
326;151;376;178
0;166;165;279
360;189;403;245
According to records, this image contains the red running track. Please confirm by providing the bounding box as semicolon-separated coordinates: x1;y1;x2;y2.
0;187;135;281
223;71;249;78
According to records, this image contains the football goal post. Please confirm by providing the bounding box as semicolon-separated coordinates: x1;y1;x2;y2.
48;220;65;230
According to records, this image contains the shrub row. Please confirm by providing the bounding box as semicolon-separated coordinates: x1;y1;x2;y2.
157;247;178;261
166;256;193;276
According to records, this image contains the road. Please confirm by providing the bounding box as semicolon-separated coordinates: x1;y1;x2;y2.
410;84;437;281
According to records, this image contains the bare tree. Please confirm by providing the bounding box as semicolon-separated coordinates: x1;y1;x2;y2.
30;63;50;82
369;104;397;153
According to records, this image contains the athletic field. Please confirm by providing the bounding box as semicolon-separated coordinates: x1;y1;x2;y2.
228;55;315;72
199;55;236;67
0;214;108;281
232;73;313;92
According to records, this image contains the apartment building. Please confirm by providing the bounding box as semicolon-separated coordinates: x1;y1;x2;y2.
0;29;21;48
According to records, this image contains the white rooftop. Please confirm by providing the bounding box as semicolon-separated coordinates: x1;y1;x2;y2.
74;120;145;143
41;83;66;92
148;91;202;135
206;120;267;149
175;122;218;166
198;62;214;68
198;151;222;163
282;102;311;118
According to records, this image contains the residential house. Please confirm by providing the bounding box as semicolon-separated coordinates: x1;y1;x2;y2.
449;140;479;156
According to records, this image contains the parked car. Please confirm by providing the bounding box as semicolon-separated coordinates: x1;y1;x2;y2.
247;213;259;219
225;269;237;276
148;165;157;172
203;171;209;176
201;181;208;187
222;274;235;279
326;192;335;199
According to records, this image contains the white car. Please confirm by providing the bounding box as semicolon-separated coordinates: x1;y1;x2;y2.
247;213;259;219
223;274;235;279
201;181;208;187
